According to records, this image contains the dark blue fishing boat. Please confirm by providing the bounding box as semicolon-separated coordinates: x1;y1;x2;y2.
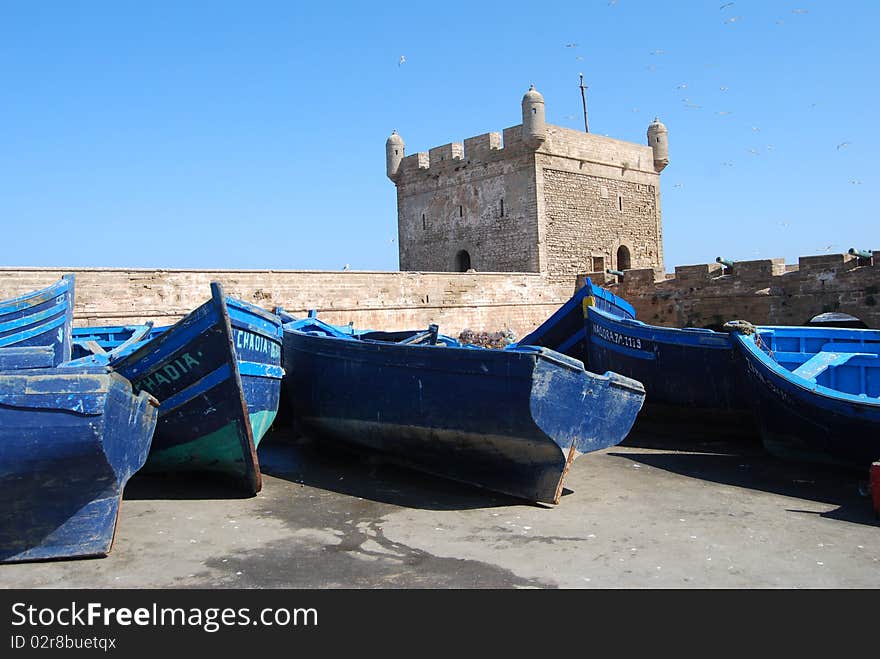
82;283;283;495
519;278;635;366
0;366;158;563
0;275;75;369
729;323;880;470
281;316;645;504
586;305;748;421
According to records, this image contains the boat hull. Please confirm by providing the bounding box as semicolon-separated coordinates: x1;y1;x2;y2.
586;305;747;415
109;284;282;494
283;326;645;503
0;367;157;563
733;331;880;470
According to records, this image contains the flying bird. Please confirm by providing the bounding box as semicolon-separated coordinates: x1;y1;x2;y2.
398;55;406;66
650;49;666;55
851;179;863;185
719;86;729;91
342;264;350;271
720;2;735;9
716;110;732;116
721;161;735;167
673;182;684;188
836;141;851;150
792;8;809;14
676;82;688;89
565;43;578;48
724;16;741;24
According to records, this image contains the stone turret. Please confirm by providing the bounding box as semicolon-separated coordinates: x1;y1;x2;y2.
647;117;669;173
521;85;546;148
386;130;405;182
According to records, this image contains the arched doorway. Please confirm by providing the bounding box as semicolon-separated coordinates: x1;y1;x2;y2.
616;245;631;271
455;250;471;272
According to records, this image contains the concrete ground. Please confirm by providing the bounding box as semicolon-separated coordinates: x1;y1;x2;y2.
3;422;879;588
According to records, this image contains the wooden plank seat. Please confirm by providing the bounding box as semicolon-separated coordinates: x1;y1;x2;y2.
792;350;877;381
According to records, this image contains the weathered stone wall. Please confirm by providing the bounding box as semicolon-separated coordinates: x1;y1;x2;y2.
580;252;880;330
538;125;664;282
395;128;539;273
0;268;573;339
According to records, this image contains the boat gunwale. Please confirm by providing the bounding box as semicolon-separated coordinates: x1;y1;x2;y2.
733;332;880;407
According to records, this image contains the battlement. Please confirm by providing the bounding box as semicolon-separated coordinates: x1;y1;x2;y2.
395;125;531;180
593;250;880;329
394;122;659;183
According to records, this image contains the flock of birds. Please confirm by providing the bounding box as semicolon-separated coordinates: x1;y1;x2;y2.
379;3;863;267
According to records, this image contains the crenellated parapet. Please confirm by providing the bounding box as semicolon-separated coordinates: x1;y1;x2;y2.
583;250;880;329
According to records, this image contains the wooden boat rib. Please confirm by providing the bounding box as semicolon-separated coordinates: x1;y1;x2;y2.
0;366;158;563
730;323;880;470
282;316;645;504
0;275;75;368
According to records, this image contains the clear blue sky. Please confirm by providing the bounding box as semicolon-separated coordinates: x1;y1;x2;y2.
1;1;875;271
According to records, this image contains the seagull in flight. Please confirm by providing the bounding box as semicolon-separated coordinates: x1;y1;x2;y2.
836;141;851;150
398;55;406;66
720;2;735;9
342;264;351;271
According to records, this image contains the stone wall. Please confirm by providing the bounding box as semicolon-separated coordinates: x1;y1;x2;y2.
0;268;573;339
580;251;880;330
396;131;540;273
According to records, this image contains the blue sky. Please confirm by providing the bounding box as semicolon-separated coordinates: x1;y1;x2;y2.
0;1;875;271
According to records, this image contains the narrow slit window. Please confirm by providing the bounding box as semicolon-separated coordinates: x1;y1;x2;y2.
459;205;463;217
500;198;504;217
422;213;426;230
618;195;623;211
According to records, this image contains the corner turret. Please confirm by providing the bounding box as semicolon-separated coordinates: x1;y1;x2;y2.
386;130;405;182
647;117;669;173
521;85;546;148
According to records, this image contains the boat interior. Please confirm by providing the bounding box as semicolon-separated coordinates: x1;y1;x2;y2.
754;327;880;398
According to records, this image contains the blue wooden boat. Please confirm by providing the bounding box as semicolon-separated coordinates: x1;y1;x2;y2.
0;366;158;563
519;278;635;366
586;305;748;420
729;323;880;471
281;316;645;504
80;283;283;494
0;275;75;369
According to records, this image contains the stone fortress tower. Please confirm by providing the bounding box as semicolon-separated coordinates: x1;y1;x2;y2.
386;86;668;284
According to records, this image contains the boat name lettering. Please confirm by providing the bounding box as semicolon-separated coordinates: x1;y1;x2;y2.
234;329;280;359
138;352;201;395
592;323;643;350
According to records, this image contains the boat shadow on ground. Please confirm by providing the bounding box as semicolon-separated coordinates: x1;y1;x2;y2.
256;427;540;511
615;424;878;527
123;472;258;501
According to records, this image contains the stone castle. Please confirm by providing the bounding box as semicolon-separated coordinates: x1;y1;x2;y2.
386;86;668;283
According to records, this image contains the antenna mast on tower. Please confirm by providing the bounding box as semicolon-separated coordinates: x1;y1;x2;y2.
579;72;589;133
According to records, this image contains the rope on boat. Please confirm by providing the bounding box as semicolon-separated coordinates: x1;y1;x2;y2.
722;319;775;360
